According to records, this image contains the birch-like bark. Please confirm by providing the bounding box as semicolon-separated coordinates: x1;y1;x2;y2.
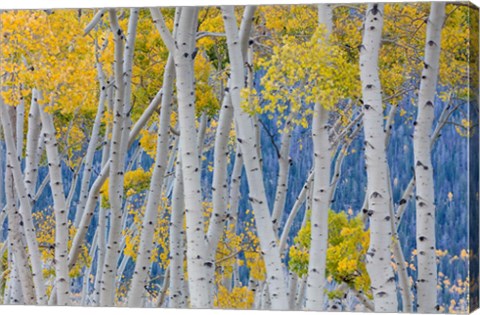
15;98;25;159
66;167;81;211
100;9;128;306
84;9;107;36
394;98;454;226
359;4;398;311
169;159;187;308
7;262;24;304
196;113;207;158
279;170;313;254
227;144;243;224
207;6;254;254
304;5;332;310
81;229;98;305
5;157;36;304
174;7;215;308
0;98;47;304
8;107;24;296
24;88;44;200
413;3;445;312
68;87;163;270
296;276;307;309
119;8;139;166
206;91;233;252
305;104;330;310
222;6;289;309
271;119;293;234
288;273;298;309
93;106;112;306
38;106;70;305
127;54;175;306
74;63;107;227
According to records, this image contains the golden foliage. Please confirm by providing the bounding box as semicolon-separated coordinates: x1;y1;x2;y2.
289;210;371;293
214;286;255;309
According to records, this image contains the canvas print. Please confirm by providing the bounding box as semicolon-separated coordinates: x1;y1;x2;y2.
0;2;478;313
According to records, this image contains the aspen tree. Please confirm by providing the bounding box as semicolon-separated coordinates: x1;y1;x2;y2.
126;12;183;308
4;125;36;304
413;2;445;312
127;53;176;306
172;7;218;308
221;6;289;309
207;5;255;262
100;9;139;306
74;63;108;227
68;86;163;271
169;158;187;308
0;98;47;304
359;3;398;311
305;5;332;310
38;103;70;306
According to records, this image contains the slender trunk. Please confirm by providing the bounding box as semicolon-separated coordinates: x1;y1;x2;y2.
38;106;70;305
100;9;128;306
288;273;298;309
119;9;139;157
8;262;24;304
222;6;289;309
5;158;36;304
279;170;313;254
359;4;398;311
74;64;107;227
68;87;162;270
127;54;175;307
227;144;243;226
169;159;186;308
296;276;307;309
305;103;330;311
304;5;333;311
196;113;207;159
0;97;47;304
174;7;214;308
271;115;293;234
93;112;112;306
207;92;233;253
207;5;254;258
413;3;445;312
15;98;25;159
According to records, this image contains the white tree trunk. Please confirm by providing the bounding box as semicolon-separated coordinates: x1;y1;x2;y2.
305;5;333;310
174;7;214;308
207;92;233;252
413;2;445;312
22;91;43;197
227;144;243;225
279;170;313;254
74;63;107;227
118;8;139;168
359;3;398;311
5;154;36;304
68;87;163;270
221;6;289;309
271;118;293;234
15;98;25;159
93;109;112;306
169;158;187;308
305;104;330;310
7;262;24;304
0;97;47;304
127;54;175;306
207;5;255;256
100;9;128;306
38;105;70;305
